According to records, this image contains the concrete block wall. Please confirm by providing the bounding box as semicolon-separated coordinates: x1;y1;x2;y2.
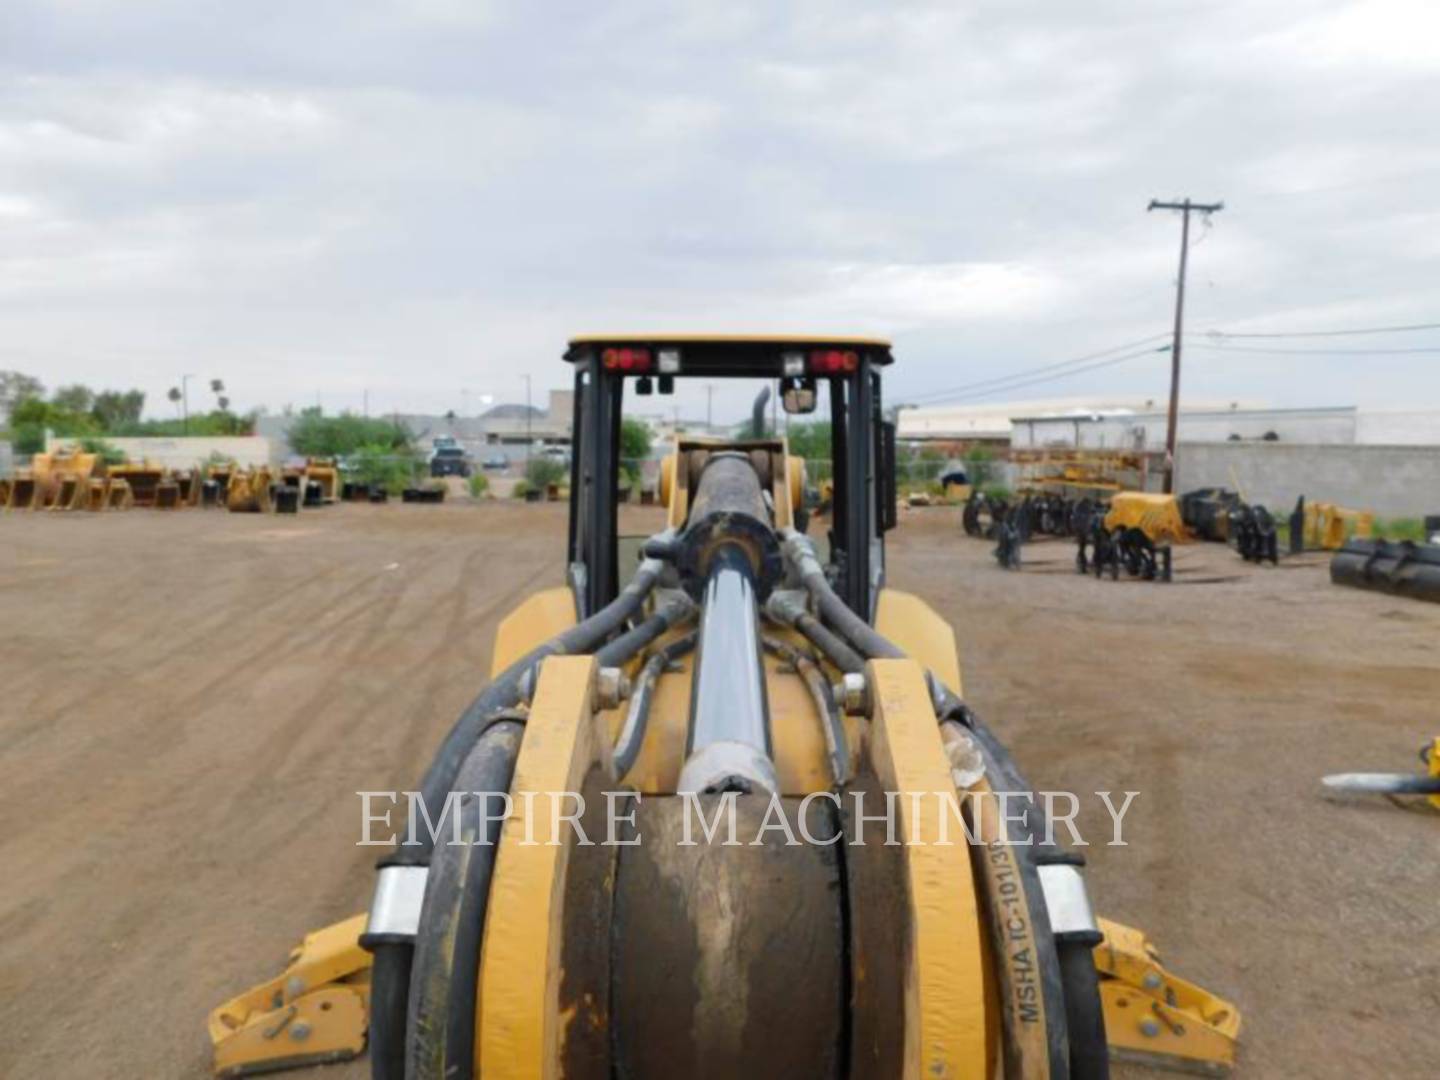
1175;442;1440;518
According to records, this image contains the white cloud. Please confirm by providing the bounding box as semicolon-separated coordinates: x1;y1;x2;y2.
0;1;1437;416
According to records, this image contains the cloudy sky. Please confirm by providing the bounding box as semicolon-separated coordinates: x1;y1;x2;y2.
2;0;1438;423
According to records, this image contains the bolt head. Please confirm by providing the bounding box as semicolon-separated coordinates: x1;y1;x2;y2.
291;1021;312;1042
1139;1018;1161;1039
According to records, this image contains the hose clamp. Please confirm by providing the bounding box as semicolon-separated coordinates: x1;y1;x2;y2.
360;865;428;946
1037;863;1101;944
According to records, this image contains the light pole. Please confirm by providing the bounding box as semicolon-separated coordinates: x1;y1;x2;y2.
181;374;194;435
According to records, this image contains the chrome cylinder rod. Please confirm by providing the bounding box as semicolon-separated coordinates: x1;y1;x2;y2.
678;546;778;794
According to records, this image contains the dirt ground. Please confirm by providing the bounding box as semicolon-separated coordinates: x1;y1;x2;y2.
1;501;1436;1078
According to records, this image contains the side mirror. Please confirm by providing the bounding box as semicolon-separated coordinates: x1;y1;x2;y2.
781;376;818;415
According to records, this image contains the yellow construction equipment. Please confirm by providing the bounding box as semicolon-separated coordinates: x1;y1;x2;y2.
1102;491;1188;546
226;467;276;513
108;463;167;507
1323;735;1440;811
304;458;341;503
1292;498;1373;552
212;336;1239;1079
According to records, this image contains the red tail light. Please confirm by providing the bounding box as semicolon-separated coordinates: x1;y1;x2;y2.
809;349;859;375
602;348;652;373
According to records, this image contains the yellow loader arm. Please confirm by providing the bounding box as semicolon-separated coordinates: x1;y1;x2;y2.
208;914;372;1078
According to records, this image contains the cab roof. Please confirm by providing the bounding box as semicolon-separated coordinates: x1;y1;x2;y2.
564;333;893;368
568;333;891;347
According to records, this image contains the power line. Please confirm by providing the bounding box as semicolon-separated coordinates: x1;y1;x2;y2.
1198;320;1440;339
1188;342;1440;356
921;344;1171;405
905;332;1172;405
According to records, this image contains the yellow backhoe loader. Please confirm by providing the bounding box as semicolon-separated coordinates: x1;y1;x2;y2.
211;336;1239;1079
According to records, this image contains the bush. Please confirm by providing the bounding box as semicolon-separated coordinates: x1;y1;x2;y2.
980;482;1012;501
78;437;127;466
620;417;653;462
1371;517;1427;542
525;456;567;491
964;446;997;488
467;472;490;498
289;411;411;457
511;480;532;499
348;443;418;492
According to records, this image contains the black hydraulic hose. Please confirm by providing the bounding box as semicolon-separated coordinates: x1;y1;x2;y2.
388;530;674;872
761;636;850;784
765;590;866;674
780;530;904;661
612;632;697;779
368;945;411;1080
1057;944;1110;1080
406;721;524;1080
594;593;694;668
793;610;866;674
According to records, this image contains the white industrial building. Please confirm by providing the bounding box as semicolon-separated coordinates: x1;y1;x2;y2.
898;397;1440;450
1010;405;1440;450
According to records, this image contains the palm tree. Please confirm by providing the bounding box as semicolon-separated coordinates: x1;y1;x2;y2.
167;387;182;417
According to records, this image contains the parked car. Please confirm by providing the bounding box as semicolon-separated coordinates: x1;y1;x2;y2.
482;453;509;471
429;446;472;478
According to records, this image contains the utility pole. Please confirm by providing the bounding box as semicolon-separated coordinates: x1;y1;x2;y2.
1148;197;1223;493
706;384;714;431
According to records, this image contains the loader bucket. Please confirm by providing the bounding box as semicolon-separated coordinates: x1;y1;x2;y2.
84;479;108;512
304;460;340;502
155;481;182;510
111;466;166;507
7;476;37;511
47;475;84;511
106;479;134;510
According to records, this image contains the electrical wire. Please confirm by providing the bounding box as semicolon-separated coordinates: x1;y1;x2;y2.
904;332;1171;405
1197;321;1440;339
1188;342;1440;356
916;344;1171;405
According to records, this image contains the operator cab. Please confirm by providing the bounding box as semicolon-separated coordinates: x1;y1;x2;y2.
562;335;899;620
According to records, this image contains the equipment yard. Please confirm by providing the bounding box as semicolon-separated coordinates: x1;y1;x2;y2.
2;503;1436;1079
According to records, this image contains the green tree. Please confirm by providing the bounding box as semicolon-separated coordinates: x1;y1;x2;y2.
349;443;418;492
52;384;95;414
288;412;412;457
784;421;832;463
0;370;44;417
620;417;653;462
91;389;146;428
525;456;567;490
